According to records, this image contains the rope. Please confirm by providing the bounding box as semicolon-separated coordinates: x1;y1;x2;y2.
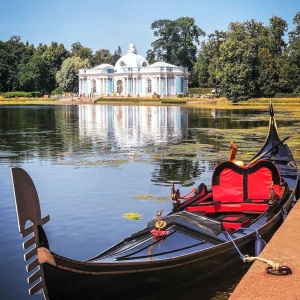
225;230;292;275
224;231;245;260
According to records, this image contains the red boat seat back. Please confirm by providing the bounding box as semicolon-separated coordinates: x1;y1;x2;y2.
247;161;281;200
212;160;281;203
212;162;244;203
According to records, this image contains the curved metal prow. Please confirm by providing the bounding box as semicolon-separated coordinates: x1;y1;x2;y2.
11;167;50;299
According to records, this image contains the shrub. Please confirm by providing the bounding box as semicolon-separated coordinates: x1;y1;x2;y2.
188;87;212;95
2;91;42;98
275;93;300;98
51;87;63;95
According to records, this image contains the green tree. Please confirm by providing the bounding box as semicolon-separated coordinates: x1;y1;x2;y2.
206;31;226;89
258;16;287;96
146;49;156;64
150;17;205;71
4;36;26;91
0;41;10;91
42;42;69;93
70;42;93;64
194;39;215;88
282;12;300;93
151;19;175;63
111;46;122;65
220;20;267;101
94;49;112;66
18;42;67;94
56;56;89;94
17;44;37;91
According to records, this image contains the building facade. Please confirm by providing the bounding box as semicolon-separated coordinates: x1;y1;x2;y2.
78;44;188;97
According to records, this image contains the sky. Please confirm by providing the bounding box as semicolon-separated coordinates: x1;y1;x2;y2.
0;0;299;57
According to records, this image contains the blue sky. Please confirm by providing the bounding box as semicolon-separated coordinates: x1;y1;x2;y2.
0;0;299;56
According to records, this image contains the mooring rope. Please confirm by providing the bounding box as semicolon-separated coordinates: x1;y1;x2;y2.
225;230;292;275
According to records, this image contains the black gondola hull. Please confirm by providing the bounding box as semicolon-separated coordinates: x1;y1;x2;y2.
42;196;293;300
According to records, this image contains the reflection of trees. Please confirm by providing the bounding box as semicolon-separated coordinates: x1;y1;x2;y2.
151;108;269;185
151;159;202;186
188;108;268;150
0;105;271;177
0;106;86;162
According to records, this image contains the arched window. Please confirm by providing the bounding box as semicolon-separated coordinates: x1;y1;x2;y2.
147;79;152;93
117;80;123;94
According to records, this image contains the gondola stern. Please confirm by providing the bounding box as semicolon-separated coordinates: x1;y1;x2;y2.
269;100;274;117
11;167;51;299
268;100;280;144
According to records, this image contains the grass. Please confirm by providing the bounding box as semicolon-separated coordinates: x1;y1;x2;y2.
1;94;299;107
0;96;57;104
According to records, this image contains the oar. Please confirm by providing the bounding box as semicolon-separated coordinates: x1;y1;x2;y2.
245;136;290;168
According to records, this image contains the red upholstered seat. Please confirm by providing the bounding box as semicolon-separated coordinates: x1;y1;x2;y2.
212;162;244;203
187;201;221;213
216;215;252;231
212;160;281;203
247;165;281;200
187;160;281;216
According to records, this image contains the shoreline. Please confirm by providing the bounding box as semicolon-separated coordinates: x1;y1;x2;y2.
1;96;300;110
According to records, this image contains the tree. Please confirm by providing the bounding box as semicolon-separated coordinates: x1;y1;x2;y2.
150;17;205;70
0;41;10;91
17;42;68;94
70;42;93;64
219;20;271;101
111;46;122;65
17;44;38;91
150;19;174;63
194;30;227;88
282;12;300;93
56;56;89;94
173;17;206;70
146;49;156;64
42;42;69;93
257;16;287;96
94;49;112;66
4;36;26;91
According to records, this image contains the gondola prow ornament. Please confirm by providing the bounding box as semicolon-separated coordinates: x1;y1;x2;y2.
151;210;169;236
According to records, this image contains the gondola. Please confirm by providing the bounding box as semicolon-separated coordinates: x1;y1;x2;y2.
12;102;300;300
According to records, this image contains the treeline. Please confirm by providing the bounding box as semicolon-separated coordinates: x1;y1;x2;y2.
193;13;300;101
0;38;123;95
0;13;300;101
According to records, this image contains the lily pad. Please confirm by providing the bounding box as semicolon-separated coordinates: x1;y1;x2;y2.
133;194;169;202
123;212;141;220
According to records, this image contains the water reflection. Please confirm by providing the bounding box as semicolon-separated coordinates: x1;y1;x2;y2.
78;105;189;149
0;105;275;187
0;105;273;163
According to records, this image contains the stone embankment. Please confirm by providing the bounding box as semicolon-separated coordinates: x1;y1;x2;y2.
229;199;300;300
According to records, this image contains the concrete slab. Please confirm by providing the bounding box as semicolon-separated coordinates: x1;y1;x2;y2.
229;199;300;300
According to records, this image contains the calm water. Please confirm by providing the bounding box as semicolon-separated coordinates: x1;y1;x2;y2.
0;104;288;299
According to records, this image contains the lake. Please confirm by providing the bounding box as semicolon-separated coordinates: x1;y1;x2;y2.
0;104;298;299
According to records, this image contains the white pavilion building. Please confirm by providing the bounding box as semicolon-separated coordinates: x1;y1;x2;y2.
78;44;188;97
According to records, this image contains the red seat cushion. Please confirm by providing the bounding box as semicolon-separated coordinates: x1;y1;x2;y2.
212;160;281;205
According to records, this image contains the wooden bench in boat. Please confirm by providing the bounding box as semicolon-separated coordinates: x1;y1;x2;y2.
187;160;283;215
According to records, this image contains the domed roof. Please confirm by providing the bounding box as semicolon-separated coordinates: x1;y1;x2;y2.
115;44;148;73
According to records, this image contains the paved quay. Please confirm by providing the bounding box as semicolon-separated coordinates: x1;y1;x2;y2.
56;95;97;103
229;199;300;300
